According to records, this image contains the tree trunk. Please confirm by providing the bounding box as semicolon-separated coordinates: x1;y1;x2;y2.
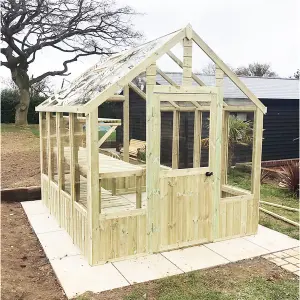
11;66;30;126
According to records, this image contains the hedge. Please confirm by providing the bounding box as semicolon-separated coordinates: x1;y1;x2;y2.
1;88;46;124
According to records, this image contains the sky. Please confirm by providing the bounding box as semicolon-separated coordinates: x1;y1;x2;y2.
1;0;299;90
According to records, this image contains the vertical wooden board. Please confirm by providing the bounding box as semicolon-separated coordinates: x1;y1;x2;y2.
170;177;177;245
172;111;180;169
146;63;161;253
240;200;247;235
225;201;233;237
137;215;147;253
219;201;227;239
86;110;100;265
193;111;202;168
246;199;253;234
123;85;130;163
39;112;44;175
192;175;200;241
233;201;241;236
221;111;229;185
251;110;264;233
182;38;193;85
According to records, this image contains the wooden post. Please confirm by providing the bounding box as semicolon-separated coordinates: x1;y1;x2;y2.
39;112;44;175
123;85;130;162
209;90;223;241
86;109;100;265
216;66;228;185
193;110;202;167
56;112;65;190
172;111;180;169
182;37;193;85
146;62;160;253
46;112;53;181
136;175;142;209
251;109;264;233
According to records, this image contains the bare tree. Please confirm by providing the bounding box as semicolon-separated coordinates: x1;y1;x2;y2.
293;69;300;79
200;62;216;75
235;62;278;77
1;0;142;125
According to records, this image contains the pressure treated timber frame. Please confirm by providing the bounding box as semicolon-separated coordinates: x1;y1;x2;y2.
37;24;265;266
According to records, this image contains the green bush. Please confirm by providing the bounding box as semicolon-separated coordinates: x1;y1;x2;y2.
1;88;46;124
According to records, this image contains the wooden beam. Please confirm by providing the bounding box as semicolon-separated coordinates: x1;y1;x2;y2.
222;184;251;196
98;125;117;147
146;63;161;253
209;87;223;241
260;207;299;227
129;82;146;100
251;110;264;233
107;95;125;102
260;201;300;212
86;109;100;265
154;85;218;94
192;30;267;114
87;29;186;112
167;50;206;86
123;85;130;162
160;167;209;178
193;110;202;168
172;111;180;169
39;112;44;175
182;38;193;85
223;106;256;112
46;112;53;181
56;112;65;190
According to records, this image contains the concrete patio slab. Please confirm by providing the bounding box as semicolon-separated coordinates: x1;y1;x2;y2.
113;253;183;284
21;200;300;299
162;245;229;272
205;237;269;262
27;213;62;234
244;225;299;252
22;200;49;216
38;230;81;260
51;255;129;298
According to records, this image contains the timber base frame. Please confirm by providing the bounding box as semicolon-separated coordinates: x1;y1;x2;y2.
37;24;265;266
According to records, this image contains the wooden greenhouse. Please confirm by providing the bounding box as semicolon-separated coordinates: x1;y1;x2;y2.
36;25;266;266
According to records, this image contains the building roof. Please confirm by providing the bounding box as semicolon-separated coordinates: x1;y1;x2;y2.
157;73;299;100
36;24;266;113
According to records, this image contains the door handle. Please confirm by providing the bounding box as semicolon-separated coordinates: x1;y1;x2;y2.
205;172;213;177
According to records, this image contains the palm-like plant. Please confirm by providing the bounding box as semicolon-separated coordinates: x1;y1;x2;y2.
278;161;299;197
201;116;253;167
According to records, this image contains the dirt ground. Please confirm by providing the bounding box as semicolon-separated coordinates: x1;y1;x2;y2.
1;128;40;188
1;201;66;300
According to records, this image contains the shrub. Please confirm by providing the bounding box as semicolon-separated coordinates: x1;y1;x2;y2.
278;161;299;197
1;88;46;124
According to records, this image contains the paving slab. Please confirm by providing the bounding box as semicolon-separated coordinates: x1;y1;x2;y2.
113;254;183;284
38;230;81;260
27;213;62;234
244;225;299;252
51;256;129;299
21;200;49;216
162;245;229;272
205;237;269;262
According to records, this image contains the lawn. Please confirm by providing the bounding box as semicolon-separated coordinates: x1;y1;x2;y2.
76;258;298;300
228;168;299;240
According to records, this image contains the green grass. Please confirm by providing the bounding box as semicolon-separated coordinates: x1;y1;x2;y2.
76;259;299;300
1;123;40;136
98;130;116;142
228;168;299;239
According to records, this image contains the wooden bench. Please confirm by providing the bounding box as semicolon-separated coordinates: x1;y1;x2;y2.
120;139;146;158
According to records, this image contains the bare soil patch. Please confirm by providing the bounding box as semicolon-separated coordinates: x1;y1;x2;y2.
1;127;40;188
1;201;66;300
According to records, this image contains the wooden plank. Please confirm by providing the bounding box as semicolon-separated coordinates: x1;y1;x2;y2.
56;112;65;190
146;63;161;253
98;125;117;147
222;184;251;196
129;82;146;100
46;112;53;181
136;175;142;209
154;85;218;94
172;111;180;169
182;38;193;85
158;93;211;102
39;112;44;174
192;30;267;114
251;110;264;233
209;88;223;241
86;109;100;265
221;194;254;202
160;167;209;178
123;85;130;162
221;111;229;185
107;95;125;102
193;110;202;167
224;106;256;112
260;201;300;212
260;207;299;227
86;29;186;113
166;50;206;86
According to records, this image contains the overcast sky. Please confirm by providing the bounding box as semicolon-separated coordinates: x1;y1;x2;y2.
1;0;299;90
